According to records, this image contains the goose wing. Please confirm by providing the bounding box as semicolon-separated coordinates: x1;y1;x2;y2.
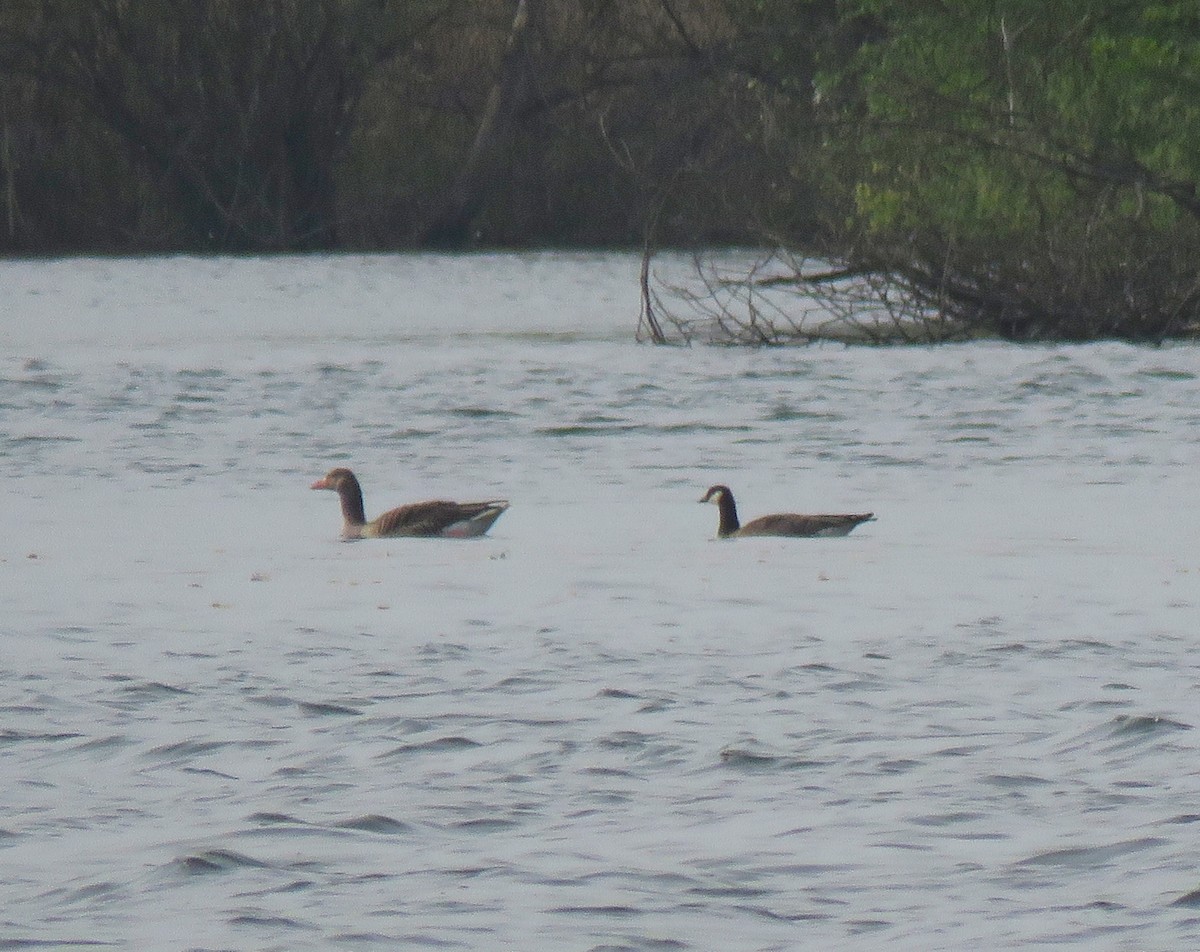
371;500;508;537
738;512;874;538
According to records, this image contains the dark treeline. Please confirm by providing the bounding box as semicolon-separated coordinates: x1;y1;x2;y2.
3;0;1199;340
0;0;804;253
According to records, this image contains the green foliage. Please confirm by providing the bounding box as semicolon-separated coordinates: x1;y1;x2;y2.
820;0;1200;339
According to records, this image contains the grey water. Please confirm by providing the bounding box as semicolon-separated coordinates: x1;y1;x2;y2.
3;253;1200;950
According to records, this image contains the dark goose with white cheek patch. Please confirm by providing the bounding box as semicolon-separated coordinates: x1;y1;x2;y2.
700;484;874;539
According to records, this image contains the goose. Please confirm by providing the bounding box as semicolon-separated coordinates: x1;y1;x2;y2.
311;468;508;539
700;484;873;538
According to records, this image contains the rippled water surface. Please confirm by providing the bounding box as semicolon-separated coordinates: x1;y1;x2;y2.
4;253;1200;951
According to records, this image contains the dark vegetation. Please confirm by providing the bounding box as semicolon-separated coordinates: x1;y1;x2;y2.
3;0;1198;341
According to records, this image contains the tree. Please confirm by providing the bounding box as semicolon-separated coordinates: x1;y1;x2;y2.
0;0;844;254
346;0;848;249
11;0;426;251
419;0;533;247
646;0;1200;343
830;0;1200;340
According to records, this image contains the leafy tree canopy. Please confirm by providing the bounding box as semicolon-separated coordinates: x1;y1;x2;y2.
825;0;1200;339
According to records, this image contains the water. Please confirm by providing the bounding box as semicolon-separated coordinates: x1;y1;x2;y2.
3;252;1200;951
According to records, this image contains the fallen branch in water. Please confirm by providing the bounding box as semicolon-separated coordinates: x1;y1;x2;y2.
639;247;968;345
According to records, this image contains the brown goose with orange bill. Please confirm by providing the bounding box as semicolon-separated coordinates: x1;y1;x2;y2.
311;468;508;539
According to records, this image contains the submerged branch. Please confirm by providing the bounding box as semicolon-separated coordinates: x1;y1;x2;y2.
639;248;970;345
637;239;669;344
639;233;1200;346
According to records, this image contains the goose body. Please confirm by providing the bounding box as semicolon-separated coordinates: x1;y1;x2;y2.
311;468;508;539
700;485;873;539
